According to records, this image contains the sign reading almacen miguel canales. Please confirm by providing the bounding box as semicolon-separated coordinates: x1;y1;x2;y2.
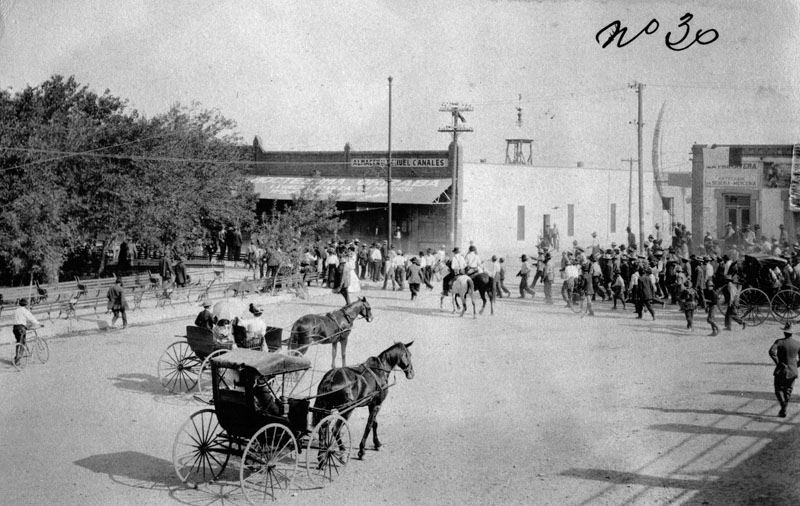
350;158;448;168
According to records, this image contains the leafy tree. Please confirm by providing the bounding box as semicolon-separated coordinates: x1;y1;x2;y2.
0;75;257;284
254;179;345;269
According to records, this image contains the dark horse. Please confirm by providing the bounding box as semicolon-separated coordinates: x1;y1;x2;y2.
289;297;373;369
441;271;495;315
313;341;414;459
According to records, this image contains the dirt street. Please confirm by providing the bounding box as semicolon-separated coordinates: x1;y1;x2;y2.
2;283;799;505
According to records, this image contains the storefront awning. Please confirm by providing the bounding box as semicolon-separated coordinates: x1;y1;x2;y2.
250;176;451;204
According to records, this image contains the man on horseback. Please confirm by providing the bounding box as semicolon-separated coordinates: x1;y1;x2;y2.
442;247;466;296
464;245;482;276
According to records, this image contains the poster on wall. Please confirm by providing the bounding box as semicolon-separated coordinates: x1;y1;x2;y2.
790;146;800;211
765;162;792;188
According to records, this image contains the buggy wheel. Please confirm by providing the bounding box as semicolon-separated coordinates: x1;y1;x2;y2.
306;413;351;487
33;336;50;363
569;291;584;314
240;423;298;504
772;289;800;323
13;344;29;371
158;341;201;393
196;349;233;398
173;409;230;487
738;288;770;327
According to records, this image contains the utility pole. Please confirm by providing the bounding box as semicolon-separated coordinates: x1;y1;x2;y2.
621;157;637;230
439;103;473;250
387;77;393;249
636;82;645;253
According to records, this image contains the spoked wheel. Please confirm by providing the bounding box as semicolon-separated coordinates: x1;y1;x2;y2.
173;409;231;487
32;336;50;364
306;413;351;487
569;291;585;314
738;288;770;327
12;344;29;371
158;341;202;393
772;289;800;323
240;423;298;504
196;349;233;399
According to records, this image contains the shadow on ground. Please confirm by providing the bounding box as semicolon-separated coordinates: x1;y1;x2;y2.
74;450;182;491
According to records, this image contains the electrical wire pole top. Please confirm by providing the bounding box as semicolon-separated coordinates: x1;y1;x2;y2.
438;103;473;251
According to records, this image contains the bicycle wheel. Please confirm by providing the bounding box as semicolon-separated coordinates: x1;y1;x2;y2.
13;344;29;371
33;337;50;363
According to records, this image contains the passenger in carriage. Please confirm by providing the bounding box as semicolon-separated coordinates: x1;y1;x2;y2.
253;374;283;417
212;318;236;347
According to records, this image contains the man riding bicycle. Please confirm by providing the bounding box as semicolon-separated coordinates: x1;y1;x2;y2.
12;298;42;365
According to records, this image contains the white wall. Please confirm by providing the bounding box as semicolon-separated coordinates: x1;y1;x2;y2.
460;162;655;264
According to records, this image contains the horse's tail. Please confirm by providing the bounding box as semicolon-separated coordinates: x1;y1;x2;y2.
467;276;475;294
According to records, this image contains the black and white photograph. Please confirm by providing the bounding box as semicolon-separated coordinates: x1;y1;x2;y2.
1;1;799;504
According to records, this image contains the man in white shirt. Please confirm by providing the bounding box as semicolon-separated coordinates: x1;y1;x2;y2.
369;244;383;282
13;298;41;365
464;245;482;275
450;247;467;275
325;248;339;288
392;250;407;290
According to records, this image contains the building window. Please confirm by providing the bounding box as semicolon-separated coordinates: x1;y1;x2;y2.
567;204;574;236
517;205;525;241
610;204;616;233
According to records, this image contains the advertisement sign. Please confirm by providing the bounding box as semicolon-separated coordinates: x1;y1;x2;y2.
703;168;759;188
350;158;448;169
764;162;792;188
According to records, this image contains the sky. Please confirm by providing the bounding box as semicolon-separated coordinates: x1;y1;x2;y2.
0;0;798;171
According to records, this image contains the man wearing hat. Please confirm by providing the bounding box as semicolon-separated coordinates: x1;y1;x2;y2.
195;300;215;330
703;279;720;336
517;254;535;298
106;278;129;330
769;324;800;417
12;298;42;365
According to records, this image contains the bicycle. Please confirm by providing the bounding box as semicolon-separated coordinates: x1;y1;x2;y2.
13;325;49;372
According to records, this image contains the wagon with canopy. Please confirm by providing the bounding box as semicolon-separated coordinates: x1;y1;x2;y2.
734;253;800;326
172;349;352;503
156;300;281;394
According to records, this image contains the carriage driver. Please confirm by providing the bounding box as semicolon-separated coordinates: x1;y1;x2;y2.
464;245;482;276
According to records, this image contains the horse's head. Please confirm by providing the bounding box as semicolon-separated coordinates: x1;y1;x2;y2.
381;341;414;380
358;296;373;322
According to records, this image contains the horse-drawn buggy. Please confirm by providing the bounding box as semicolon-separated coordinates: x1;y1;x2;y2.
157;298;374;395
157;300;284;394
172;349;351;503
172;340;415;503
732;253;800;326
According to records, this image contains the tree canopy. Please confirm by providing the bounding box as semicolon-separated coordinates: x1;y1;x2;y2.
0;75;257;284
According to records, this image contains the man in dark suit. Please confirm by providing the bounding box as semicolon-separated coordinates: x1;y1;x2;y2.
194;301;215;330
106;278;128;329
769;324;800;417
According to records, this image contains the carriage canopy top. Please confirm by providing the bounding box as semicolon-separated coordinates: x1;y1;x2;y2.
743;253;788;270
211;349;311;376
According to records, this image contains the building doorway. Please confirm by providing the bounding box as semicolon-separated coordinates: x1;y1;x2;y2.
722;194;751;235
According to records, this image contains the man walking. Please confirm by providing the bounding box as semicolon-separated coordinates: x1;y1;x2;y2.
703;280;720;336
106;278;128;330
769;325;800;417
517;254;535;298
